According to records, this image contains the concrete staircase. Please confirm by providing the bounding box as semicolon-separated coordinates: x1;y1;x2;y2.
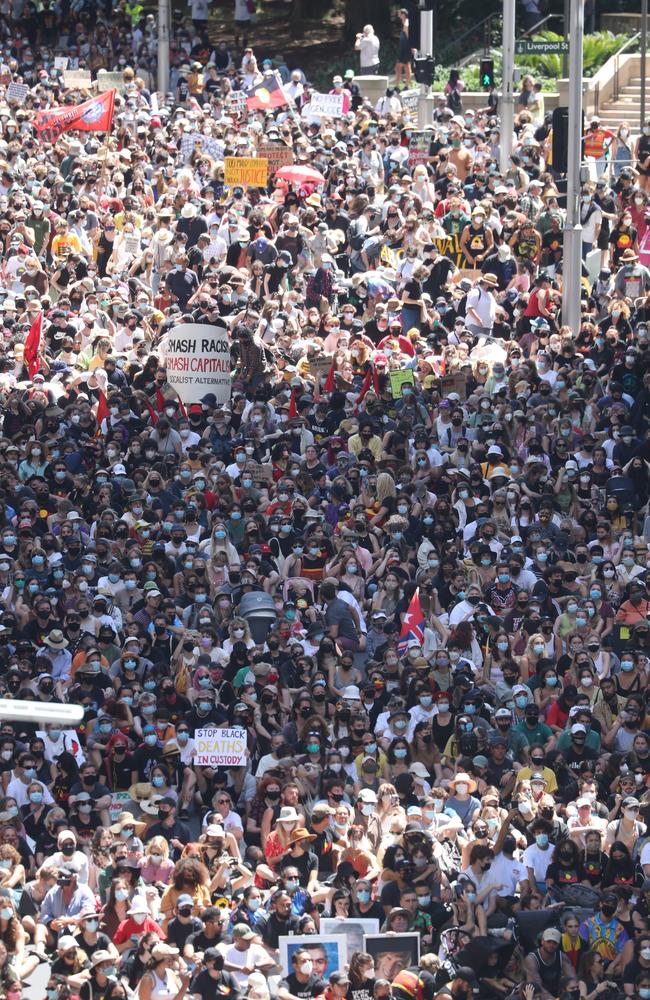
597;75;645;128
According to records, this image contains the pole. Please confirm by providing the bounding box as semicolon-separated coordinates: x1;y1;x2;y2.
500;0;515;174
157;0;170;97
417;7;434;129
562;0;584;335
563;0;570;77
642;0;647;132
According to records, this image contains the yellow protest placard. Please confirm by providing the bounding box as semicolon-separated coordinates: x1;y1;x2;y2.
389;369;415;398
224;156;268;187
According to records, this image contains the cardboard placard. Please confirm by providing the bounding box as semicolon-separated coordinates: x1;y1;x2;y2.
162;323;231;405
124;235;140;255
224;156;268;187
97;70;125;94
389;368;415;399
6;82;28;103
63;69;92;90
193;727;247;767
438;372;468;400
257;142;293;177
308;354;335;379
308;92;344;117
245;461;274;483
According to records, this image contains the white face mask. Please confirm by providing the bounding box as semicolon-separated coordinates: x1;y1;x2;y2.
455;783;469;796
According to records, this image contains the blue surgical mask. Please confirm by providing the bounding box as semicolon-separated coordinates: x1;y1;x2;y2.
144;734;157;746
394;748;407;759
29;791;42;803
152;776;165;788
536;833;549;848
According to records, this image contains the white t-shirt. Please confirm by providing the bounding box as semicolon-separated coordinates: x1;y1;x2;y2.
522;842;553;884
490;851;528;896
218;942;270;987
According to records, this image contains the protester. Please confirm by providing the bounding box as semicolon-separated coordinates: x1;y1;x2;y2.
0;7;649;1000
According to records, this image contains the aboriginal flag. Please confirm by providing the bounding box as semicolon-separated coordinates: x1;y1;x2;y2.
245;76;288;110
34;89;116;144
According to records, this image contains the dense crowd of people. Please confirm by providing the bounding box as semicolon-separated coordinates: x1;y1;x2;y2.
1;4;650;1000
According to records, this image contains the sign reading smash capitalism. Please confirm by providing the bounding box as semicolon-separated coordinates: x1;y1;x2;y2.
163;323;231;405
193;728;247;766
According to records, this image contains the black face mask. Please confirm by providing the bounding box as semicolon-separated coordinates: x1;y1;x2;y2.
601;904;617;918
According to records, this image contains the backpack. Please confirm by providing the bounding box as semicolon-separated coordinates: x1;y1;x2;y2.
447;88;462;113
175;662;191;695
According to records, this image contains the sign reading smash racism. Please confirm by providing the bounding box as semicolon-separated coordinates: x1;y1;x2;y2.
162;323;231;405
193;728;247;767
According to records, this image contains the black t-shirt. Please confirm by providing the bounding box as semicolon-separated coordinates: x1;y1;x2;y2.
259;910;301;949
191;968;241;1000
186;928;223;954
278;849;318;885
167;915;204;950
278;973;328;999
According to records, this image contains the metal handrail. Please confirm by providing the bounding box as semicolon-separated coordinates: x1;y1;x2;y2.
453;11;563;67
612;31;640;102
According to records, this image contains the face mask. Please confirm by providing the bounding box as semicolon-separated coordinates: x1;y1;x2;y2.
536;834;549;848
455;783;469;796
115;889;129;901
515;696;528;709
144;734;157;746
581;677;593;687
361;803;374;816
132;912;146;925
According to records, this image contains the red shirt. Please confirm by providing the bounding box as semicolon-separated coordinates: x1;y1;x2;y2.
113;915;165;946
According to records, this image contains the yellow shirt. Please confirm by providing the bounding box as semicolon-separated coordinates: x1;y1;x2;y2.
51;232;82;259
515;764;558;794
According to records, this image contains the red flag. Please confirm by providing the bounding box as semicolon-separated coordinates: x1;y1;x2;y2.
288;388;297;420
324;359;336;394
24;312;42;379
398;588;424;657
155;387;166;413
34;89;116;144
245;76;288;111
96;389;109;433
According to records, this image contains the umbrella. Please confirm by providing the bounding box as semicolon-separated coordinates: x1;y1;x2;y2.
275;165;325;185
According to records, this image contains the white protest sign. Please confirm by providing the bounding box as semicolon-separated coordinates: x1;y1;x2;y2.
36;730;85;765
109;791;131;823
307;92;344;117
193;727;247;767
161;322;231;405
54;57;69;70
400;89;420;112
63;69;92;90
97;70;126;94
227;91;247;116
6;82;28;103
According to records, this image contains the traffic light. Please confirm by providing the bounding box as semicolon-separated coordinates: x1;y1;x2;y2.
479;58;494;88
414;56;435;85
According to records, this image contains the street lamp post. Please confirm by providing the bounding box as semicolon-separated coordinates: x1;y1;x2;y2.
157;0;170;98
500;0;516;174
562;0;584;335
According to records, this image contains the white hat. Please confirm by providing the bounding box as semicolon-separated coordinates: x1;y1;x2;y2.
409;762;430;779
127;896;150;915
277;806;301;823
358;788;378;803
341;685;361;701
112;464;127;476
181;203;198;219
